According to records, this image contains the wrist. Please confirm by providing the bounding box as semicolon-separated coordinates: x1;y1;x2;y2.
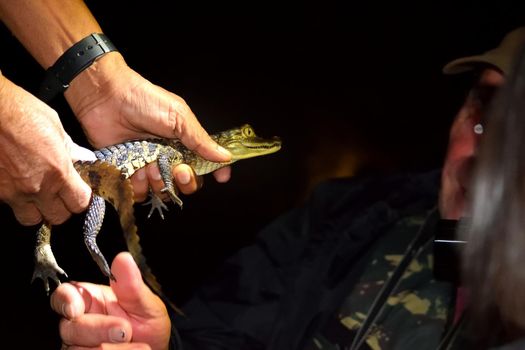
38;33;118;102
64;51;127;114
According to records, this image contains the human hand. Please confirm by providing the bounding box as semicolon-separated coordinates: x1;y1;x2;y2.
64;52;231;202
0;75;93;225
51;252;171;350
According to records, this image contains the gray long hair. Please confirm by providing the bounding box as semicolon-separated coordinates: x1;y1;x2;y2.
460;43;525;343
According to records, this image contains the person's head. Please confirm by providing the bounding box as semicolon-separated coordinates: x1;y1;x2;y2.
439;26;525;220
439;26;525;345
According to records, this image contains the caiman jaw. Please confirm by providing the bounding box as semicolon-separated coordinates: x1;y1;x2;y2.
226;136;282;160
215;124;281;161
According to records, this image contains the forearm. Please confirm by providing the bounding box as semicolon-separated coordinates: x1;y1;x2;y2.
0;0;102;68
0;0;122;120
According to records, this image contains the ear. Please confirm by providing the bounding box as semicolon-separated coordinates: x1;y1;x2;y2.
439;68;505;219
439;97;482;220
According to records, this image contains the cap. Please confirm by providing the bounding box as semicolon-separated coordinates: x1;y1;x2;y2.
443;26;525;75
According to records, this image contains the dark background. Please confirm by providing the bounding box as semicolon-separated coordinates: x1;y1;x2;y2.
0;1;523;348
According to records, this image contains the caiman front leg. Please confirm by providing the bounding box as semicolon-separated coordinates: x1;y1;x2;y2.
32;222;67;295
83;194;115;281
157;153;184;209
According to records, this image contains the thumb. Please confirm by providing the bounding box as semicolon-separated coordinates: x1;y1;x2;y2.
178;122;232;163
110;252;167;318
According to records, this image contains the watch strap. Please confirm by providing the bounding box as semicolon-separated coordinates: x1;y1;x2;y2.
38;33;117;102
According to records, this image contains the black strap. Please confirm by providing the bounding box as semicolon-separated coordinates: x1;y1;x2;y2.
37;33;117;102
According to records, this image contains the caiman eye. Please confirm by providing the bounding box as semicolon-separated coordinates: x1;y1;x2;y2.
243;126;255;137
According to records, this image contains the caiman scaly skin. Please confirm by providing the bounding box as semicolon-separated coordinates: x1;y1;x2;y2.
32;124;281;315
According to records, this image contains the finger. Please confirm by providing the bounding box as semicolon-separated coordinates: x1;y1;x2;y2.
10;201;42;226
51;283;87;319
58;164;93;214
52;281;116;318
212;166;231;183
145;163;169;201
110;252;166;318
173;164;202;194
68;141;97;162
59;314;132;347
178;120;232;163
130;169;149;202
165;97;231;163
36;194;72;225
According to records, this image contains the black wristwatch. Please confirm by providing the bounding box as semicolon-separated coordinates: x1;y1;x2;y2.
37;33;117;102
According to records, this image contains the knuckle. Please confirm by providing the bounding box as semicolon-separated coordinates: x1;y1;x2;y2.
14;208;42;226
17;215;42;226
19;179;42;196
66;194;90;215
45;211;71;225
167;98;194;137
41;193;75;224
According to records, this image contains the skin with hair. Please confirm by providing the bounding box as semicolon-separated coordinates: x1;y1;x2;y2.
0;74;93;226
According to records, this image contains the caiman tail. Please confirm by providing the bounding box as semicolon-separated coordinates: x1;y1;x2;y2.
74;160;183;315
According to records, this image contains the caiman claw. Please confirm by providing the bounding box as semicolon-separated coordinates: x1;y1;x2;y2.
32;223;68;295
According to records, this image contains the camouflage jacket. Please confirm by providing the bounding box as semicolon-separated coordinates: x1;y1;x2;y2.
306;208;454;350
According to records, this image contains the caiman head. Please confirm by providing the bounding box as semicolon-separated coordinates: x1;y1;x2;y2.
212;124;281;161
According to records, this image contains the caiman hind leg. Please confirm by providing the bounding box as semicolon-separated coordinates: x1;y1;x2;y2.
83;194;115;281
32;222;68;295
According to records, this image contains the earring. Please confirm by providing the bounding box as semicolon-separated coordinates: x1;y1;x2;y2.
474;123;484;135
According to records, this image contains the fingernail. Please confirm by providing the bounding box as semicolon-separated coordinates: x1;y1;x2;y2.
62;303;76;319
217;145;231;157
109;327;126;343
175;170;191;185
